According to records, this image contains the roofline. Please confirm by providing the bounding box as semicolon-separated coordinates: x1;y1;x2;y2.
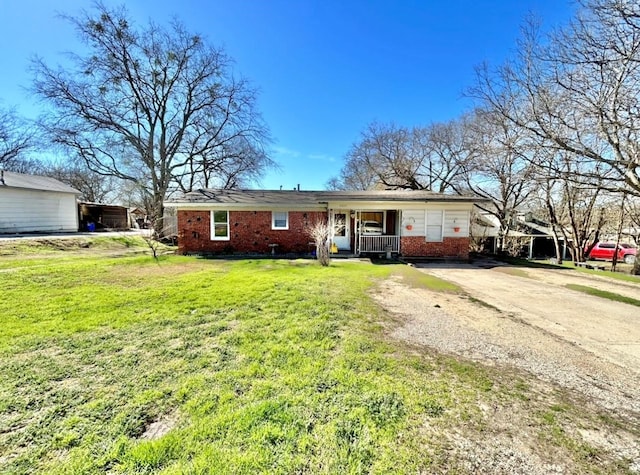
164;190;488;207
164;198;484;206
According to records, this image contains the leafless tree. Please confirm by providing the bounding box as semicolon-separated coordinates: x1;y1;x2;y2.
531;148;611;263
329;121;470;192
41;160;119;203
0;107;34;170
470;2;640;195
463;110;536;252
32;3;273;234
626;197;640;245
1;157;44;175
306;218;332;266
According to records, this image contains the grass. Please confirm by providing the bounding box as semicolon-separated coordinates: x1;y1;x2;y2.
393;264;461;292
560;260;640;283
0;251;473;474
498;256;640;284
0;240;636;474
565;284;640;307
493;267;530;279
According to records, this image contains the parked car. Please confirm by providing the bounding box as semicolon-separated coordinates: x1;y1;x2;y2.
587;242;636;264
361;220;383;234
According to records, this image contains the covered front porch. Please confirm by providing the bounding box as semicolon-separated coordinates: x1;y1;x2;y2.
329;209;402;255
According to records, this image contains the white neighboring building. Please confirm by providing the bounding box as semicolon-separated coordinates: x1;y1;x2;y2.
0;171;80;234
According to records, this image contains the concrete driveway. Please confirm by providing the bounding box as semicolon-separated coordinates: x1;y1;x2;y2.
416;260;640;371
373;259;640;415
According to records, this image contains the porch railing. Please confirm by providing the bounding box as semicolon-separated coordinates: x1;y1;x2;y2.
358;235;400;253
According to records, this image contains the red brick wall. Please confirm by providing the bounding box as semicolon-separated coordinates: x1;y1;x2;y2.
400;236;470;259
177;210;326;254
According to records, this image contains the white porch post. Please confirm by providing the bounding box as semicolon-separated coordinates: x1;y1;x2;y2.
328;208;334;245
398;209;402;254
355;210;360;254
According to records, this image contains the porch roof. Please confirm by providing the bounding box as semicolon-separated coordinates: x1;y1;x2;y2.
165;189;483;207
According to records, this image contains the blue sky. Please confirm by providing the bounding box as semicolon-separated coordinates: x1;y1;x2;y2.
0;0;575;190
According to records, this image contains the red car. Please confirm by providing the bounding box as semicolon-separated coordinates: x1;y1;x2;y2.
587;242;637;264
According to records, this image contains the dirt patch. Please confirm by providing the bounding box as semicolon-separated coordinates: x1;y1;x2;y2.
140;411;180;440
372;262;640;473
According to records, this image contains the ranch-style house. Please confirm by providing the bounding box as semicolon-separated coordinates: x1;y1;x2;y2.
165;189;482;258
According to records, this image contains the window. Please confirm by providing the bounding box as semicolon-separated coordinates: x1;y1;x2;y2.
426;210;443;242
334;213;347;237
360;211;384;234
211;210;229;240
272;211;289;230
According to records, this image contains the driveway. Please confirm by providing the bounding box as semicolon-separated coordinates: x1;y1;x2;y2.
422;261;640;370
372;260;640;414
372;260;640;473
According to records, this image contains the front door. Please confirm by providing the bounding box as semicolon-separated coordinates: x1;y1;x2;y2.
332;211;350;250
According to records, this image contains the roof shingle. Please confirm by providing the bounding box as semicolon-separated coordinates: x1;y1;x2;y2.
166;188;483;205
0;171;80;194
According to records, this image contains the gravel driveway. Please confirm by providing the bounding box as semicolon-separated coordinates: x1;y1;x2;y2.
371;259;640;473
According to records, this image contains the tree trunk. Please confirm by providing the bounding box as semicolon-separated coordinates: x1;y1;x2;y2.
551;233;563;264
611;195;626;272
316;242;330;266
152;198;165;237
545;191;563;264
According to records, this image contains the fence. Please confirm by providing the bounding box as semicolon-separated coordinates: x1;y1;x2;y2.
358;234;400;253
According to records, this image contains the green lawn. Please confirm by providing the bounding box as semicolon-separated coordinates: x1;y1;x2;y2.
0;240;635;473
566;284;640;307
500;256;640;283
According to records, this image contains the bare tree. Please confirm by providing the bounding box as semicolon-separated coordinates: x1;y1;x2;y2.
471;3;640;196
41;160;119;203
32;3;273;234
0;107;34;170
306;219;332;266
423;117;475;193
626;197;640;245
305;217;345;266
1;157;44;175
463;110;536;252
532;148;610;263
329;121;470;192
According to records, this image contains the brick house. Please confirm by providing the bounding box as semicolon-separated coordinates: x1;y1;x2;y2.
165;189;482;258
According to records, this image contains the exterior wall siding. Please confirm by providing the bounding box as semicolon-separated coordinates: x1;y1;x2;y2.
443;210;470;238
0;188;78;233
178;210;326;254
400;236;470;259
177;208;471;259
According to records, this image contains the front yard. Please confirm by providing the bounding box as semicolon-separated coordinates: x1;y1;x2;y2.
0;238;637;474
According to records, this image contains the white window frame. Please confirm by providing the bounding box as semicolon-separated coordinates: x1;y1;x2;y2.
425;209;444;242
210;210;230;241
272;211;289;230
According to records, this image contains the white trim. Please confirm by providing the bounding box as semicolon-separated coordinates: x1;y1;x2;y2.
271;211;289;230
326;201;475;211
210;210;230;241
331;209;351;251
